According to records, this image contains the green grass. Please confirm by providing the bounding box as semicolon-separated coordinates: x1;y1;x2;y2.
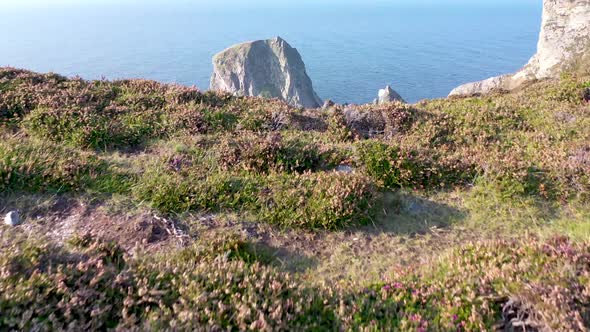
1;66;590;330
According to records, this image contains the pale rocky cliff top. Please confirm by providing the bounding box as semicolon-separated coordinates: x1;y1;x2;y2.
450;0;590;97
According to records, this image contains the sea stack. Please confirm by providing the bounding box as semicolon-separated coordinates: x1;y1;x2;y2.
450;0;590;96
210;37;323;108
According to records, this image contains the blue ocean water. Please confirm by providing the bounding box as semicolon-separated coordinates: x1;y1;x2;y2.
0;3;542;104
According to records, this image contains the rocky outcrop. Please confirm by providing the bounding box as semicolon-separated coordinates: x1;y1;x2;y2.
375;85;405;104
450;0;590;96
210;37;322;108
323;99;335;109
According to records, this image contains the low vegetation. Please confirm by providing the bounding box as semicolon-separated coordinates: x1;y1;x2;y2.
1;66;590;330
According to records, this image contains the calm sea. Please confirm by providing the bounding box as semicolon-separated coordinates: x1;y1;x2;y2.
0;3;542;104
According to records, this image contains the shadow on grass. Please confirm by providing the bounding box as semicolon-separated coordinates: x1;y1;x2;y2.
0;193;80;221
362;190;466;236
250;241;319;273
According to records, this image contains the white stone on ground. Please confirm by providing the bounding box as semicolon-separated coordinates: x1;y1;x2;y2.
4;211;21;226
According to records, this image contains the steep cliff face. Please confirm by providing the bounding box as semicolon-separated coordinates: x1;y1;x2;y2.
210;37;322;108
450;0;590;96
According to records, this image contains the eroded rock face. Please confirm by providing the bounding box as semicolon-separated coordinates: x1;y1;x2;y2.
450;0;590;96
376;85;405;104
210;37;322;108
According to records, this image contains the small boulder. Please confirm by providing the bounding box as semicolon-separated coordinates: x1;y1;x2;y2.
377;85;405;104
4;211;21;226
336;165;354;173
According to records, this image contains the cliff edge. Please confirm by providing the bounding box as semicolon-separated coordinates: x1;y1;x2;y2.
450;0;590;96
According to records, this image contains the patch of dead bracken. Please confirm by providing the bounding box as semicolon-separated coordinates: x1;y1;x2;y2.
1;196;191;253
495;298;544;332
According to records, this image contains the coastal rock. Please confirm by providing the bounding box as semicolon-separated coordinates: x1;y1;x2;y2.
323;99;335;109
210;36;322;108
377;85;405;104
343;106;386;138
4;211;21;226
450;0;590;96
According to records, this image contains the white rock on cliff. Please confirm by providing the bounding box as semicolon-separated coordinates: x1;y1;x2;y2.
376;85;405;104
210;37;322;108
450;0;590;96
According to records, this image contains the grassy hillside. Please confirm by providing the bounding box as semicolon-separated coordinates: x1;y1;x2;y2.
1;66;589;330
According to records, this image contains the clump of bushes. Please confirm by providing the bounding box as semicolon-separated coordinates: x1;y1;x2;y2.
166;103;238;135
326;108;354;142
547;75;590;104
0;232;335;331
258;172;376;229
132;168;261;214
372;237;590;331
3;66;589;203
133;159;375;230
23;104;165;150
355;140;477;189
217;132;344;174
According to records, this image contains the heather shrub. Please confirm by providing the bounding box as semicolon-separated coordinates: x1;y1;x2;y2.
132;168;261;213
3;231;589;331
133;155;375;229
372;237;590;331
171;231;264;264
258;172;376;229
381;102;416;136
548;75;590;104
201;107;239;131
164;102;208;135
0;232;336;331
430;98;526;145
0;240;129;330
128;259;335;330
355;140;476;189
23;104;165;150
231;97;291;131
326;109;354;142
0;90;31;126
217;132;343;174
